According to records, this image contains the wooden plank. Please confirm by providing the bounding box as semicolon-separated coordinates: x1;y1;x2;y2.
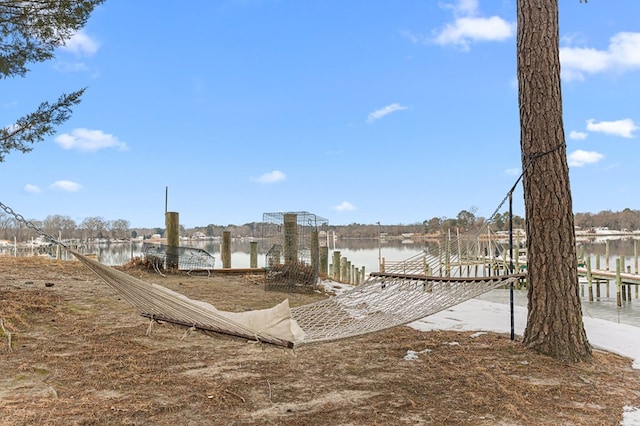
369;271;526;282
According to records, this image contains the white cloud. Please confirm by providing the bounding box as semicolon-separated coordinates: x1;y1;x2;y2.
432;0;514;50
55;128;129;152
366;103;408;123
586;118;638;138
609;32;640;69
504;168;520;176
61;31;99;56
333;201;356;212
50;180;83;192
568;150;604;167
24;184;41;194
255;170;286;184
53;61;90;73
434;16;514;49
561;32;640;81
569;130;588;140
400;29;428;45
449;0;479;16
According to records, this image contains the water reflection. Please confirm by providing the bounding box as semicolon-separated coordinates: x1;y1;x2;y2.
83;237;639;274
84;238;429;273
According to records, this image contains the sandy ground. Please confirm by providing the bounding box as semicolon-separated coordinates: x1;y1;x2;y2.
1;256;640;425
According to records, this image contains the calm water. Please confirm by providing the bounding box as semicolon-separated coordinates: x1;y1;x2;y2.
66;237;640;328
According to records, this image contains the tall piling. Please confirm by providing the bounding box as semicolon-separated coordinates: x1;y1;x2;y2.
586;256;593;302
222;231;231;268
311;229;319;281
165;212;180;271
250;241;258;268
284;213;298;265
616;258;622;307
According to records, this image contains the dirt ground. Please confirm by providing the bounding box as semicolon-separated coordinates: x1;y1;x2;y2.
1;256;639;425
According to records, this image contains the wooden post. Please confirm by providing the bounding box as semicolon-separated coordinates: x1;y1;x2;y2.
221;231;231;268
249;241;258;268
635;240;639;275
438;241;443;277
456;228;462;277
332;251;341;281
445;238;451;277
595;254;601;298
621;257;627;302
586;257;593;302
605;240;610;271
319;246;329;276
165;211;180;270
283;213;298;265
311;230;319;282
616;258;622;307
340;257;347;283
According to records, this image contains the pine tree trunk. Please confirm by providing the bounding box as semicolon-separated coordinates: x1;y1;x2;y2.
517;0;591;362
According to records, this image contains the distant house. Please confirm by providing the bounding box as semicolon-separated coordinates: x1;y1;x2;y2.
191;232;207;240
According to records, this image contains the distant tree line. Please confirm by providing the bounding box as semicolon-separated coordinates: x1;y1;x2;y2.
1;208;638;243
0;213;131;242
574;208;640;232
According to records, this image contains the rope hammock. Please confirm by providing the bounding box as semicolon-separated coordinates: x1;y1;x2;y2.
1;200;524;348
70;247;522;348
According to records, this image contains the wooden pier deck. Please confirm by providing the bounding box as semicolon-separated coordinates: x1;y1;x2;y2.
577;267;640;285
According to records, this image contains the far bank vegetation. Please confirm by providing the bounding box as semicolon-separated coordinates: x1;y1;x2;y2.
2;208;639;243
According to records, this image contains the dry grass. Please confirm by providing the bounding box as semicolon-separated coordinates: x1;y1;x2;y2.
1;256;639;425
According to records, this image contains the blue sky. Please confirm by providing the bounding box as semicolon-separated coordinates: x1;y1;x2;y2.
2;0;639;228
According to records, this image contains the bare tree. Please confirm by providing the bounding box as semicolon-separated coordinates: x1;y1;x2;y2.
43;214;77;240
79;216;108;241
110;219;131;240
517;0;591;361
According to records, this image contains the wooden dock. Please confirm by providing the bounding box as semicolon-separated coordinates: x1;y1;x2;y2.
578;255;639;306
577;267;640;285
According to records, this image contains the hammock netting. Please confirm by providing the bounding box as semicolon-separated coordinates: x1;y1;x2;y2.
70;243;522;348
